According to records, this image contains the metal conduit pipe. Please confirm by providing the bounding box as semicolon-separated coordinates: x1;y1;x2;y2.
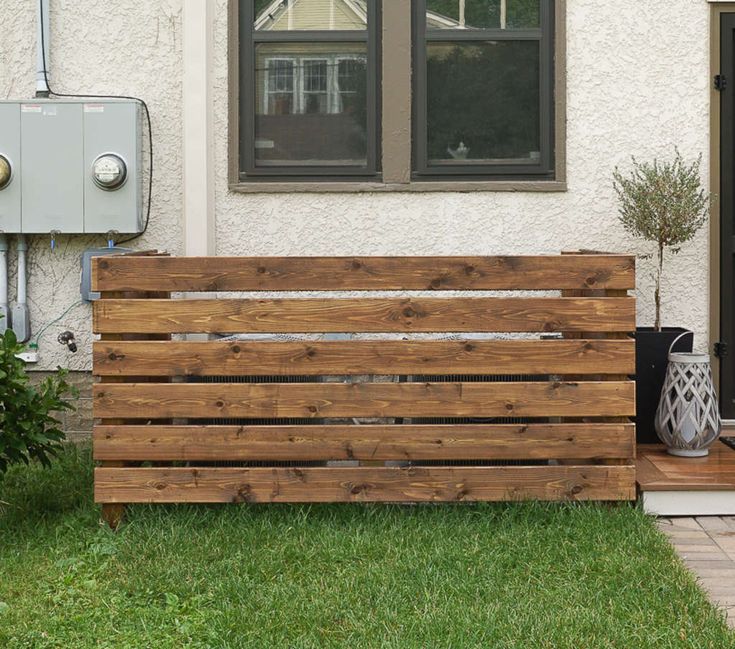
36;0;51;96
12;235;31;342
0;234;9;330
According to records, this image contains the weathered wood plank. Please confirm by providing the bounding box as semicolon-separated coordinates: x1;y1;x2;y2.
92;255;636;292
93;297;636;334
94;381;636;419
93;423;636;461
94;465;636;503
92;339;635;377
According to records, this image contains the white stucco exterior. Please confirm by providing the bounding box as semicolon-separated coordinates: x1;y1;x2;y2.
0;0;715;370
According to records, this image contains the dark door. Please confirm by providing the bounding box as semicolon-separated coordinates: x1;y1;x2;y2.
721;14;735;418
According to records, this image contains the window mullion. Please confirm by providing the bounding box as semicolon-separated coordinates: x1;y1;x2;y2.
381;0;412;184
425;29;542;42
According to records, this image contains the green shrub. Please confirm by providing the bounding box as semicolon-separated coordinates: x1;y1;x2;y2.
0;327;76;474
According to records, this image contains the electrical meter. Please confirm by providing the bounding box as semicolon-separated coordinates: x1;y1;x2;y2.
0;99;144;234
92;154;127;190
0;155;11;190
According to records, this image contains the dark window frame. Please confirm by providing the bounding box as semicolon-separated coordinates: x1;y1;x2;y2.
239;0;382;180
412;0;556;180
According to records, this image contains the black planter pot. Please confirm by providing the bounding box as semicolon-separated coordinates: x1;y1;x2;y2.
634;327;694;443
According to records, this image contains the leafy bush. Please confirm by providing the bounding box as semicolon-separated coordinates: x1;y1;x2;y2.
0;327;76;474
613;149;710;331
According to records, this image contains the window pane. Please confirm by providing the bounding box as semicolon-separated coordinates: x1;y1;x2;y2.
426;41;540;165
255;0;368;31
427;0;540;30
255;43;369;166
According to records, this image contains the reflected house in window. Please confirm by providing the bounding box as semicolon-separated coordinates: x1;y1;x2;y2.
253;0;371;167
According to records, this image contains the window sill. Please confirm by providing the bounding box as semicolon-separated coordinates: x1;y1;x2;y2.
229;180;568;193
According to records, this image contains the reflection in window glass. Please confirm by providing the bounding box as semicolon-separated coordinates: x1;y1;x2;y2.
255;43;369;166
266;59;295;114
255;0;368;31
426;0;540;30
426;40;540;164
303;60;329;113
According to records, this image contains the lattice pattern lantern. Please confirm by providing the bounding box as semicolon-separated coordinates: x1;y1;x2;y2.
655;339;721;457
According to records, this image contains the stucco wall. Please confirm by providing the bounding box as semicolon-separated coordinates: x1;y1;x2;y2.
0;0;715;375
1;0;184;371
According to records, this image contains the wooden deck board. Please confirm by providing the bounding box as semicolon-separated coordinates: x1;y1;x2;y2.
636;443;735;492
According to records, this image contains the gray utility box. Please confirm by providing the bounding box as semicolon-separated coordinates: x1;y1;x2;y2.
0;99;144;234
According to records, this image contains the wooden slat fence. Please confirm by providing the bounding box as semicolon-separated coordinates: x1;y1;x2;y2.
92;254;637;525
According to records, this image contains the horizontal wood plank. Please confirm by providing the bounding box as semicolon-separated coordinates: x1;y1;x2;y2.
93;339;635;377
95;465;636;503
94;381;636;419
93;423;636;461
93;297;636;334
92;255;636;292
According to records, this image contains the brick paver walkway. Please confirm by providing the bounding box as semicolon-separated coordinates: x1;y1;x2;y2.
657;517;735;628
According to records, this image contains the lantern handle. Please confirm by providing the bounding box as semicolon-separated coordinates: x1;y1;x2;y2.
668;331;694;357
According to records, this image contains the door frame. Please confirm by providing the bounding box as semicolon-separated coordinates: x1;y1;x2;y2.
710;4;735;419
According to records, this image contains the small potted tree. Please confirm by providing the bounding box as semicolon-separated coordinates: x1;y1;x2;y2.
613;150;710;443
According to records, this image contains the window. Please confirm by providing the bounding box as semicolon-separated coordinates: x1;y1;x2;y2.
415;0;555;179
240;0;380;177
235;1;562;187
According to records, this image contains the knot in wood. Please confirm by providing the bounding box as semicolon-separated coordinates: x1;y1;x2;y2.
234;485;252;503
464;343;475;352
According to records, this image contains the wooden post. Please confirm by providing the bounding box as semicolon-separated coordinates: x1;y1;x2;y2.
98;306;128;530
561;251;635;470
96;252;171;529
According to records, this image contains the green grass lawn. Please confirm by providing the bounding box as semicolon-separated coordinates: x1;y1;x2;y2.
0;446;733;649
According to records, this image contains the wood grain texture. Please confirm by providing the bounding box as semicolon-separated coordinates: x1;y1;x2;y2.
92;255;636;292
92;339;635;377
94;465;636;503
94;381;636;420
636;443;735;492
93;423;636;461
93;297;636;334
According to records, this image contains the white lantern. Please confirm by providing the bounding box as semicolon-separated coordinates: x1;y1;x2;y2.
655;335;721;457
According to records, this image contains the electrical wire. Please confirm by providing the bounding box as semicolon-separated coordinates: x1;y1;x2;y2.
38;0;152;246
